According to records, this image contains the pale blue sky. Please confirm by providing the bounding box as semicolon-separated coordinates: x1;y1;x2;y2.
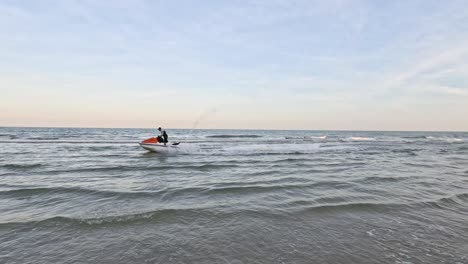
1;0;468;130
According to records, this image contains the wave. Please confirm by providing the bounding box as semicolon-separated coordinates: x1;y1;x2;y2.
292;201;400;213
312;136;327;140
222;143;321;155
0;207;209;227
0;204;386;226
372;135;466;143
295;192;468;213
0;140;138;144
401;135;428;139
391;149;419;156
402;162;434;168
26;137;60;140
206;135;263;138
353;175;412;183
2;193;467;227
207;178;356;193
191;143;349;156
0;180;347;199
1;163;44;169
271;157;325;163
420;193;468;209
0;186;124;197
0;186;227;203
200;181;353;196
285;136;327;140
426;136;464;143
42;163;240;174
347;137;375;141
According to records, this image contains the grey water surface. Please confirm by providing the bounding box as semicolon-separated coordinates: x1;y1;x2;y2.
0;127;467;263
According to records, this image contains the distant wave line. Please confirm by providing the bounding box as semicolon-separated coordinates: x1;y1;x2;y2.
206;135;263;138
0;140;138;144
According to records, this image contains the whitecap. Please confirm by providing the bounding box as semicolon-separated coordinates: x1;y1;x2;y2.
348;137;375;141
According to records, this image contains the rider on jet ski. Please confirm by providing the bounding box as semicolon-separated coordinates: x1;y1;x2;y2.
157;127;168;145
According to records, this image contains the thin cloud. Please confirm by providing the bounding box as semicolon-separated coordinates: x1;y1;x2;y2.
1;1;468;130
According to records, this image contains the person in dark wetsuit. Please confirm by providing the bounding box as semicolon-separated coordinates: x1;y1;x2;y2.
157;127;168;145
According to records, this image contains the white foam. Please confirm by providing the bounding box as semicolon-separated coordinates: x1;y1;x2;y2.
348;137;375;141
311;136;327;140
427;136;464;143
366;229;376;237
222;143;321;155
169;144;203;154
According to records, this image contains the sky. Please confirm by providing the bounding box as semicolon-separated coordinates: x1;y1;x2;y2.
1;0;468;131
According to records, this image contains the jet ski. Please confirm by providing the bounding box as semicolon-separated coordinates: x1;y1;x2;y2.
139;136;180;153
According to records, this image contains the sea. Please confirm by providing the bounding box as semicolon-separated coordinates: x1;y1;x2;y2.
0;127;467;264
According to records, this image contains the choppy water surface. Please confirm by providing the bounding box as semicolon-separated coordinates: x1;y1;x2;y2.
0;127;467;263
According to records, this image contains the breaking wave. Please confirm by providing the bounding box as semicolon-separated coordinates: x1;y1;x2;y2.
3;193;466;227
347;137;376;141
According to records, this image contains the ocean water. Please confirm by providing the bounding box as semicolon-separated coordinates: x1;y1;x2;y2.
0;127;467;264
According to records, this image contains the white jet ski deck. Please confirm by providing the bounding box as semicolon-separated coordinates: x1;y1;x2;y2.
139;137;180;153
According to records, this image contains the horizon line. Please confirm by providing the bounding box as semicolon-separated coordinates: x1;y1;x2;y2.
1;125;467;133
